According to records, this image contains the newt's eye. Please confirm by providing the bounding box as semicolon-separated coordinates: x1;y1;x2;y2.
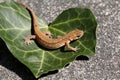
74;35;81;40
77;35;81;38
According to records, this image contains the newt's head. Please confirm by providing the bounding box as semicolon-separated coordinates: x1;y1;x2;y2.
69;29;84;41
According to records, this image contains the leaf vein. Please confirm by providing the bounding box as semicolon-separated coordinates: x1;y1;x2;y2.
51;18;86;27
36;51;45;76
47;51;62;60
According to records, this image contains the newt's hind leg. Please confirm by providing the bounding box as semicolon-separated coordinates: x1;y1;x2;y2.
24;35;36;45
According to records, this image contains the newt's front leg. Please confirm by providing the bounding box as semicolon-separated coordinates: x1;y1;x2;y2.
65;41;78;52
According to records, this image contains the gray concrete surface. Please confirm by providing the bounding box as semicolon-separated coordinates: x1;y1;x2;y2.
0;0;120;80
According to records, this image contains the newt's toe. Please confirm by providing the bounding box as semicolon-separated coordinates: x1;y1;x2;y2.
24;38;32;45
72;46;80;52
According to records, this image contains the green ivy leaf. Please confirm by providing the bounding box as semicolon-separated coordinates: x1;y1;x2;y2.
0;2;97;78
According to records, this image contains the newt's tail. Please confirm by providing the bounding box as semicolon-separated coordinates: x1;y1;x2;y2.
16;2;38;28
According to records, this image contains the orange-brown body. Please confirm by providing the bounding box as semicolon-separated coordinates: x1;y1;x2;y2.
18;2;84;51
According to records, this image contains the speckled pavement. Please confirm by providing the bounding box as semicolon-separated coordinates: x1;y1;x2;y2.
0;0;120;80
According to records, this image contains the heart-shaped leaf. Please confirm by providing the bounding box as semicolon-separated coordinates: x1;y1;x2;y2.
0;2;97;78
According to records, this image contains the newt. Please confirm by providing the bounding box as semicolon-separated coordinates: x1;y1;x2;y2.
17;2;84;51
